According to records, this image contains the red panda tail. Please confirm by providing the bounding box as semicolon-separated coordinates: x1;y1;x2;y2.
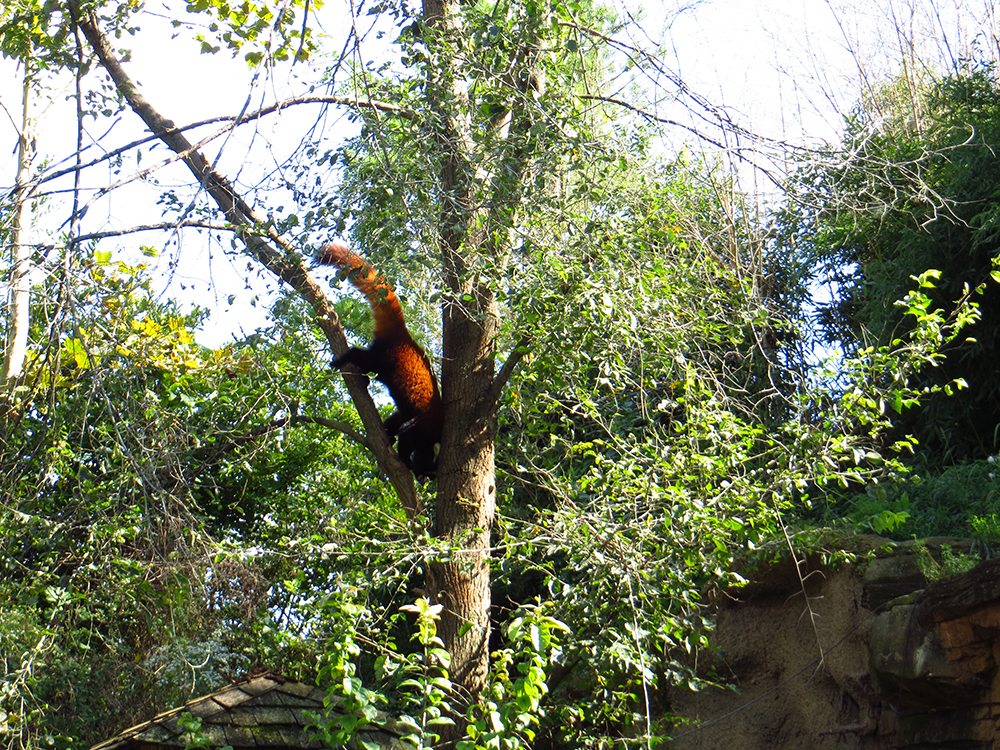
316;240;406;338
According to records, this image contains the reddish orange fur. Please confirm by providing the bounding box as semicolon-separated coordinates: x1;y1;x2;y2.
317;240;443;479
316;240;406;339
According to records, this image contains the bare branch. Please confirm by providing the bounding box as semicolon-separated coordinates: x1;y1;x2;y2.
295;414;371;449
67;0;423;520
579;94;784;189
21;93;415;197
73;221;231;242
561;19;809;185
183;413;374;497
209;413;373;456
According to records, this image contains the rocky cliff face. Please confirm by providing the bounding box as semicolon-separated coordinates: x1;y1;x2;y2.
667;538;1000;750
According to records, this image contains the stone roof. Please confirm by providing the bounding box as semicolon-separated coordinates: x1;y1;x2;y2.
89;674;408;750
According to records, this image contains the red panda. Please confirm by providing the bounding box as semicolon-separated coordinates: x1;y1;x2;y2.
316;240;443;480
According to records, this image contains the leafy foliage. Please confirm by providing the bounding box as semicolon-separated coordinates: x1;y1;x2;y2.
774;65;1000;461
181;0;322;64
2;0;997;748
0;250;407;746
851;458;1000;541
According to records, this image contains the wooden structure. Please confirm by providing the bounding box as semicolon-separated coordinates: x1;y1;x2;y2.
90;674;407;749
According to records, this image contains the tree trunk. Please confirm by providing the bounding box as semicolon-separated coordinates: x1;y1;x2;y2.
420;0;500;710
430;279;499;696
2;66;35;399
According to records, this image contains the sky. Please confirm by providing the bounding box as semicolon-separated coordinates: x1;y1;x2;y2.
1;0;997;346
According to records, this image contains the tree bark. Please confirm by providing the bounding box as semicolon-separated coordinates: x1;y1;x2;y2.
417;0;501;711
419;0;546;712
2;66;35;399
430;280;499;696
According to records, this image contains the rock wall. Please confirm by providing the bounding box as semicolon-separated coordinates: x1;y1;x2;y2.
667;537;1000;750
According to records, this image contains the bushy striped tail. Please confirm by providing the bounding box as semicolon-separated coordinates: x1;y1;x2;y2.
316;241;406;337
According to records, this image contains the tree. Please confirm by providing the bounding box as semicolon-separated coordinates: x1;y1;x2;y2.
3;0;605;720
1;64;33;397
5;0;990;747
1;0;782;742
776;64;1000;462
1;0;66;400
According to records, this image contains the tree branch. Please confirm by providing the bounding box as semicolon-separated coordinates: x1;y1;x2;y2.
183;412;376;498
579;94;783;188
205;412;372;459
67;0;423;520
20;95;415;203
483;335;530;415
296;414;371;448
73;221;231;242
